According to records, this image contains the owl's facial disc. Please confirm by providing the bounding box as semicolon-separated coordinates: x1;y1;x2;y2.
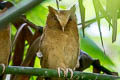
55;13;70;32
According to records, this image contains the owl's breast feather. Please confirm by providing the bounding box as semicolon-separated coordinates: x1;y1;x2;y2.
40;28;79;68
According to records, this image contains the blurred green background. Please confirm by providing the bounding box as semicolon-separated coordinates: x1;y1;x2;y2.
5;0;120;79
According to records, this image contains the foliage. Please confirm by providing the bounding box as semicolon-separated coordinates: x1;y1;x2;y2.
2;0;116;71
0;0;120;79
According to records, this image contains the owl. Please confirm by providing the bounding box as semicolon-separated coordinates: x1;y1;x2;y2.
0;8;11;79
38;6;80;80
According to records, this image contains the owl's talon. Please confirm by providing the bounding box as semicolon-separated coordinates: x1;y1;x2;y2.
65;68;69;77
57;67;68;77
68;68;73;79
61;68;67;77
0;64;5;74
64;68;73;78
57;67;61;77
57;68;73;78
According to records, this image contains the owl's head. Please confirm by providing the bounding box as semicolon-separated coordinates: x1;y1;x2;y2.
47;6;76;32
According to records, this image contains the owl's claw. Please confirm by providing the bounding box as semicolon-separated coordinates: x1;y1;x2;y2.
68;68;73;79
0;64;5;74
57;67;66;77
57;67;61;77
57;67;73;79
61;68;67;77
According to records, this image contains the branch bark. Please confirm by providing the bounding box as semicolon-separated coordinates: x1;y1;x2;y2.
0;66;119;80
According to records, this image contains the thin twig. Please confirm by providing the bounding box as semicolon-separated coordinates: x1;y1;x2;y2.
22;17;40;30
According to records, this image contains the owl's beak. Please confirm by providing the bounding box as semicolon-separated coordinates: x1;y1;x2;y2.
59;20;67;32
62;27;64;32
56;14;70;32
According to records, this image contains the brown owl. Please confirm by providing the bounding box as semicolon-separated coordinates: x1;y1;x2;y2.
38;6;80;80
0;8;11;79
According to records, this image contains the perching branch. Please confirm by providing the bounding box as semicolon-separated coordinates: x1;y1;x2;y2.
0;66;119;80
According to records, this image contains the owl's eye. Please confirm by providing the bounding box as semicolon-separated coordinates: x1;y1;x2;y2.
53;16;57;20
69;17;72;21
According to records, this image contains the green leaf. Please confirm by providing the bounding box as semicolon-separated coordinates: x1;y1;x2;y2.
78;0;85;37
93;0;118;42
93;0;105;54
112;11;117;42
78;16;104;29
95;0;112;26
26;5;48;26
106;0;118;42
79;30;114;69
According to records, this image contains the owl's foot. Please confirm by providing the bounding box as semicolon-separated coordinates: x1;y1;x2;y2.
0;64;5;74
68;68;73;79
57;67;73;79
57;67;62;77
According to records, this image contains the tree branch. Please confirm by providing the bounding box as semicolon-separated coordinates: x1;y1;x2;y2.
0;0;46;29
0;66;119;80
